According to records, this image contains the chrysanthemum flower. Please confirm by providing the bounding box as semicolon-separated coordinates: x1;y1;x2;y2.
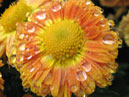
7;0;121;97
0;0;47;59
118;13;129;46
0;0;3;7
0;0;31;58
0;60;4;91
22;94;33;97
0;91;6;97
100;0;129;7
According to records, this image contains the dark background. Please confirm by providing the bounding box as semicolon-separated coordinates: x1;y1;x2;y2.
0;0;129;97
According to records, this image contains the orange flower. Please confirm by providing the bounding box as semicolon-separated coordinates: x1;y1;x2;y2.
0;0;3;7
100;0;129;7
0;73;4;91
22;94;33;97
7;0;121;97
0;91;6;97
0;61;4;91
118;13;129;46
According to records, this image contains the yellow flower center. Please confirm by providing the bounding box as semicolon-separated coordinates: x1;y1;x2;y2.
43;20;84;62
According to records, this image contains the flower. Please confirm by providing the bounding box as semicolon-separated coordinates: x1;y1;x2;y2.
0;0;32;59
0;73;4;91
100;0;129;7
0;0;3;7
7;0;121;97
118;13;129;46
0;60;4;91
0;0;48;59
0;91;6;97
22;94;33;97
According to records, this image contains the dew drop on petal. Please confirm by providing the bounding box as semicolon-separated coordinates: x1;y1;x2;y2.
82;63;91;72
30;68;35;72
52;4;61;12
25;53;32;60
25;24;35;33
102;34;115;45
71;85;79;92
36;11;46;20
19;33;24;40
76;70;87;81
23;88;29;92
86;1;91;5
19;43;26;51
83;94;87;97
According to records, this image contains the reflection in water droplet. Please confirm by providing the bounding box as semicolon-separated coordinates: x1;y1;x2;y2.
25;23;35;33
30;68;35;72
19;33;24;40
102;34;115;45
52;4;61;12
83;94;86;97
76;70;87;81
19;43;25;51
27;26;35;33
82;62;91;72
36;11;46;20
86;1;91;5
25;53;32;60
94;13;99;17
71;85;79;92
108;20;114;27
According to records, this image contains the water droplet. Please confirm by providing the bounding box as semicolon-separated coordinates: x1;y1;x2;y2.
25;53;32;60
82;62;91;72
36;11;46;20
71;85;79;92
23;88;29;92
101;24;106;27
25;24;35;33
76;70;87;81
108;20;114;27
94;13;99;17
19;33;24;40
86;1;91;5
52;4;61;12
19;43;25;51
30;68;35;72
83;94;87;97
102;34;115;45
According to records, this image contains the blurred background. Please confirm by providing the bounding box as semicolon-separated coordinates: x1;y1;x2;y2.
0;0;129;97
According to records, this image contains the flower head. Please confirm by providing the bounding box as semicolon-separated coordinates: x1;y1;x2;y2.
22;94;33;97
0;60;4;91
118;13;129;46
0;0;3;7
7;0;121;97
100;0;129;7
